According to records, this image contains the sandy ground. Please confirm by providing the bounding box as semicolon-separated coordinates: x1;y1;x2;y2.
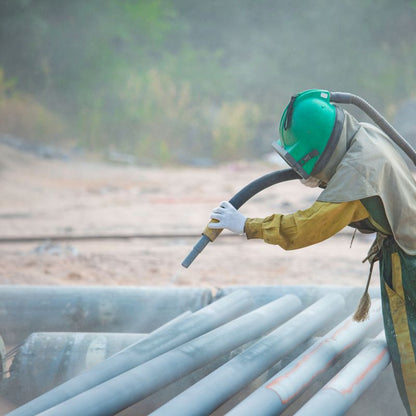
0;142;379;292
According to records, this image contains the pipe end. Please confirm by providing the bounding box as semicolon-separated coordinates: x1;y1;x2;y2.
181;235;211;268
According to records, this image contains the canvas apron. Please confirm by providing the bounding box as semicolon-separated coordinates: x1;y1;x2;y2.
380;237;416;416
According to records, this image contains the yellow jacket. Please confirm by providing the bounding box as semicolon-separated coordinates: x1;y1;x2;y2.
244;200;390;250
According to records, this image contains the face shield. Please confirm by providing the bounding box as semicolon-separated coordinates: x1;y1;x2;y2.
271;140;315;179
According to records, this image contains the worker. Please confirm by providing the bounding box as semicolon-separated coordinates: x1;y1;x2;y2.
209;89;416;415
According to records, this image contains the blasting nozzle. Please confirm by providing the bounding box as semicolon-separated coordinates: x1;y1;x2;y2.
181;220;223;268
181;234;211;268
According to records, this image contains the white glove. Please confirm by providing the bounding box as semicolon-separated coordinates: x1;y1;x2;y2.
209;201;247;235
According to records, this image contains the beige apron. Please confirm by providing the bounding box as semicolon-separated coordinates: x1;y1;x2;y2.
315;111;416;255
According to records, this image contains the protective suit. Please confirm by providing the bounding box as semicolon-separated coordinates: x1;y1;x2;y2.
242;109;416;415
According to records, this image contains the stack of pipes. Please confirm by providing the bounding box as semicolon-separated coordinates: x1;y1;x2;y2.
0;287;400;415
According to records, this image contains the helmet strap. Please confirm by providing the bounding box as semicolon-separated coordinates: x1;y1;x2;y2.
299;149;320;166
284;95;298;130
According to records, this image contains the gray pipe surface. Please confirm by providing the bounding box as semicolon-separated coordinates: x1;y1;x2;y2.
7;290;253;416
294;332;390;416
5;332;146;404
226;300;383;416
131;344;252;415
0;285;212;345
215;284;380;310
150;293;345;416
37;294;302;416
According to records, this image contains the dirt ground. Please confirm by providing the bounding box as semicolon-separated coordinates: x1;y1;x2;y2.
0;141;381;292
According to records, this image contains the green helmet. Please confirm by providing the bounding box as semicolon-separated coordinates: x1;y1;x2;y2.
273;89;344;179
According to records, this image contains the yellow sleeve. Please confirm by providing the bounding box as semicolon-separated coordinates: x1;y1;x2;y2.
244;200;369;250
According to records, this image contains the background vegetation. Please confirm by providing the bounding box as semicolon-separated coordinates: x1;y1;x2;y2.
0;0;415;164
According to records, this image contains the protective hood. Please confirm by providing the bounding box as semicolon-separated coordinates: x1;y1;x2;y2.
316;111;416;255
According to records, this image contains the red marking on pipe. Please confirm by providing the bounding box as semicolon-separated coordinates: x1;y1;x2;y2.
266;318;355;404
324;346;389;395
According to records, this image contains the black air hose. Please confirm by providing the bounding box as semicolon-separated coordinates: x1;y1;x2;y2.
181;168;300;268
330;92;416;167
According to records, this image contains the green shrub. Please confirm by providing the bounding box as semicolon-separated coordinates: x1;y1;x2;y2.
212;101;261;161
0;68;66;143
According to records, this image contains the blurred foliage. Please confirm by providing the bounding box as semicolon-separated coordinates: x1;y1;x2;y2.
0;68;65;141
213;101;262;161
0;0;415;163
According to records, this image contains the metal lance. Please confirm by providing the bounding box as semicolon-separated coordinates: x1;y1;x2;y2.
294;331;390;416
7;290;253;416
150;293;345;416
36;295;302;416
226;300;383;416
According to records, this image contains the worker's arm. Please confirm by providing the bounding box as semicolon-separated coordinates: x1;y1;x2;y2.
244;200;369;250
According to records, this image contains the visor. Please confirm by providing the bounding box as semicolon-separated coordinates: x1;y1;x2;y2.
272;141;310;179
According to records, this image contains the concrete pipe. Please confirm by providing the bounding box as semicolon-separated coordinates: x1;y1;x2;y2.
216;285;380;313
150;293;346;416
0;334;5;379
7;290;253;416
36;294;302;416
294;332;390;416
4;332;145;404
226;300;383;416
0;285;212;345
124;343;252;416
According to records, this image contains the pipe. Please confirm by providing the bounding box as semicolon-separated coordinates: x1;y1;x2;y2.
181;168;300;267
294;332;390;416
133;343;252;415
330;92;416;167
5;332;146;405
150;293;345;416
7;290;253;416
0;334;5;379
225;300;383;416
36;294;302;416
0;286;212;345
215;285;381;310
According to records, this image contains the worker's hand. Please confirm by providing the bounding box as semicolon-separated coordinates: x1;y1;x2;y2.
209;201;247;235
